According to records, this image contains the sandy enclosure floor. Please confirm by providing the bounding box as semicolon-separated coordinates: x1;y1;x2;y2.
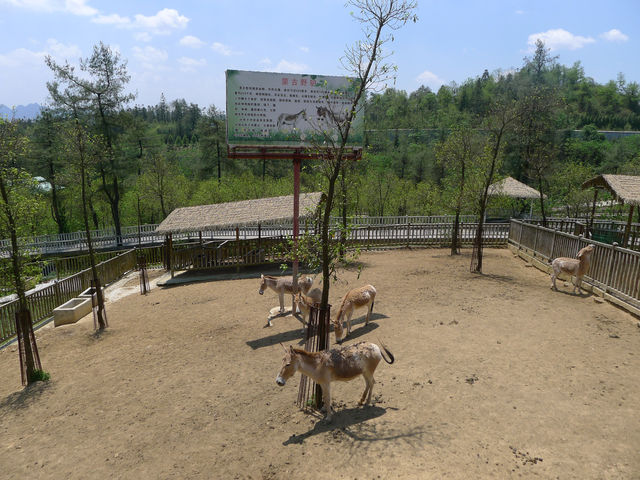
0;249;639;480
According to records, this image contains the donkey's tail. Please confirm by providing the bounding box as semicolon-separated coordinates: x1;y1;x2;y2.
378;339;394;365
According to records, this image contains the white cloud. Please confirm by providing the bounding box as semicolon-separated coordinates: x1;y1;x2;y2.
45;38;82;59
133;32;152;42
274;60;309;73
0;38;80;67
259;57;272;66
180;35;205;48
64;0;96;16
0;47;43;67
515;10;526;15
178;56;206;72
600;29;629;42
133;8;188;35
299;46;310;53
132;45;168;68
416;70;445;89
2;0;96;15
211;42;234;56
91;13;130;27
527;29;595;51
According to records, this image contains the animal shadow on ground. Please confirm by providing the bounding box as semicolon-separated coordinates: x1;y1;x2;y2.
283;405;426;448
283;405;388;445
245;326;305;350
0;380;51;411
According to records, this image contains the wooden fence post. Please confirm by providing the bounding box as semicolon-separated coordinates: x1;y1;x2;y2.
549;229;557;262
604;242;618;295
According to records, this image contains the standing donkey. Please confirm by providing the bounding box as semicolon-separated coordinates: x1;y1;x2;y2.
258;274;313;314
332;284;377;343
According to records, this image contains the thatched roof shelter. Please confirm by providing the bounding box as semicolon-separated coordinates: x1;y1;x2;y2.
488;176;545;199
155;192;323;234
581;174;640;206
582;174;640;248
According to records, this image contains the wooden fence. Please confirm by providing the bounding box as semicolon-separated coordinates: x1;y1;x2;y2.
0;249;140;345
525;217;640;249
509;220;640;312
168;222;510;274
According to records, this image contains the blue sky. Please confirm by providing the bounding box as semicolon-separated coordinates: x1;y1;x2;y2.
1;0;639;111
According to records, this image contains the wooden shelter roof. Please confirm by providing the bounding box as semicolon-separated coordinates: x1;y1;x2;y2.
155;192;323;234
488;176;545;199
582;174;640;206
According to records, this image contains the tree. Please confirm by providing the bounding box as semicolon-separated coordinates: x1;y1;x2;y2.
29;109;69;234
311;0;417;311
514;86;562;227
436;121;482;254
60;119;108;330
46;42;136;245
471;97;517;273
0;117;48;384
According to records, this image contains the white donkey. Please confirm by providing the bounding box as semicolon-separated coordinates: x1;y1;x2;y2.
276;341;394;421
550;244;595;294
332;284;377;343
258;274;313;314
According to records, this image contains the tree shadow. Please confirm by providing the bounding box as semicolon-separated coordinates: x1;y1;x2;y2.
0;380;51;411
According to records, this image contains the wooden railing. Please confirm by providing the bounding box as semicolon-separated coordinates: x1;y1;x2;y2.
509;220;640;311
525;217;640;249
346;222;508;249
0;215;480;255
0;249;139;345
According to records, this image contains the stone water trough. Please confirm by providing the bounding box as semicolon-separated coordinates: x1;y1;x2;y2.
53;297;92;327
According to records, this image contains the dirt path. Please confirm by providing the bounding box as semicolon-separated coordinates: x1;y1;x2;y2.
1;248;638;479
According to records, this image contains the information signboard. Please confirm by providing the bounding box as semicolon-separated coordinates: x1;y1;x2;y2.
226;69;363;148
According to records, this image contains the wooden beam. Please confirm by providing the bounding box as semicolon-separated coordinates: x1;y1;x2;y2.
623;205;635;248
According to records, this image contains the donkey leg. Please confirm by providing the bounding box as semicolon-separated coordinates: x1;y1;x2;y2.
321;383;333;421
359;372;375;405
278;292;285;312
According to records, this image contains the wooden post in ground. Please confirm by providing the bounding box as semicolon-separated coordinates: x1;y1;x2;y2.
623;205;635;249
292;158;301;294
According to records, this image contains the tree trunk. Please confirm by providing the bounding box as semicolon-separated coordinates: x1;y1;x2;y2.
0;175;37;381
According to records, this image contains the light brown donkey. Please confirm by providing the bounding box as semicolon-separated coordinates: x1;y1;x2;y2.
550;244;595;294
258;275;313;313
275;341;394;421
333;285;377;343
294;288;322;326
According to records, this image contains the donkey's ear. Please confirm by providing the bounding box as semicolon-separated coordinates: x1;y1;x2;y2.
261;274;264;279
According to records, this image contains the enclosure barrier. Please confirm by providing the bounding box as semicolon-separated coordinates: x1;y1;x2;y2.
1;220;510;343
0;215;479;255
509;220;640;314
525;217;640;250
0;248;139;345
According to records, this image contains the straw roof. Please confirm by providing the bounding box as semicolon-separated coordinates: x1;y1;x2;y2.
488;176;545;199
155;192;323;234
582;174;640;207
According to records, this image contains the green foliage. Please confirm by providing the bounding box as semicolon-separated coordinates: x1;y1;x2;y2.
28;369;50;383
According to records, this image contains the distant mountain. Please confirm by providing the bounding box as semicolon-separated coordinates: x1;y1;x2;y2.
0;103;42;120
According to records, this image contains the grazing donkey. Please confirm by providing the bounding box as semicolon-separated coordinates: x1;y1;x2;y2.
276;341;394;421
258;274;313;313
550;244;595;294
333;285;377;343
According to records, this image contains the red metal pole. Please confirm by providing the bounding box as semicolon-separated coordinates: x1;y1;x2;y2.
292;158;301;290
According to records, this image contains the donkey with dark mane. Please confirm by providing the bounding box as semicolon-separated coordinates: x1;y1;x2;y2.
276;341;394;421
258;274;313;314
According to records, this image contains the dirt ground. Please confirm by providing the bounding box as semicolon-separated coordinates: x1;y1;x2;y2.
1;248;639;480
